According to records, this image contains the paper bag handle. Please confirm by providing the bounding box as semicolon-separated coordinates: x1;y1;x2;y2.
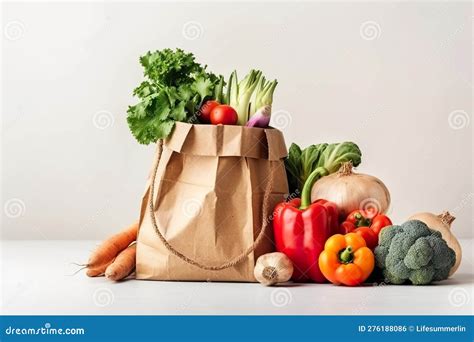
148;139;274;271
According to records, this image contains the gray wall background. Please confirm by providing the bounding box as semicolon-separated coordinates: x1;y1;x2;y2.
2;1;472;239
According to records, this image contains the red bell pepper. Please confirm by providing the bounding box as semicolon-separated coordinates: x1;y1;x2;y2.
312;199;340;235
340;210;392;249
273;198;332;282
272;168;337;282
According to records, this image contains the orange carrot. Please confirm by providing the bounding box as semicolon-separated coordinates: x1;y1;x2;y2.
86;222;138;277
105;244;136;281
86;260;114;277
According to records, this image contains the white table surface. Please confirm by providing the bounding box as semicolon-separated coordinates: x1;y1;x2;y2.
1;240;473;315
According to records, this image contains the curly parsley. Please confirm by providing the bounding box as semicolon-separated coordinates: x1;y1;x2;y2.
127;48;222;144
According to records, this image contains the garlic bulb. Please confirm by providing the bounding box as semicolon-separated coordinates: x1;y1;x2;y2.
408;211;462;276
254;252;293;286
311;162;391;218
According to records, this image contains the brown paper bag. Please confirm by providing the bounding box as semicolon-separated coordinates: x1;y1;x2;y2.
136;122;288;281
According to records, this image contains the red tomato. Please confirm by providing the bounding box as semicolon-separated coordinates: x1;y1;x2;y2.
210;105;238;125
341;221;356;234
353;227;378;250
198;100;220;123
370;215;392;236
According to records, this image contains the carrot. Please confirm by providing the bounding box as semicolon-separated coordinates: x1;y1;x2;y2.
105;244;136;281
86;260;113;277
86;221;138;277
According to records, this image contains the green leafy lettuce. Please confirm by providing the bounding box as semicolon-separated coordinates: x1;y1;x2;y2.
127;48;222;144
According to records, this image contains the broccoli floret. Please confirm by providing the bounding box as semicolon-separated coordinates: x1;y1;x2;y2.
374;220;456;285
409;266;435;285
404;237;433;269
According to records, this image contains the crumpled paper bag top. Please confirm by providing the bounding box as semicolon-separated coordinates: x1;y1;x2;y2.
165;122;287;160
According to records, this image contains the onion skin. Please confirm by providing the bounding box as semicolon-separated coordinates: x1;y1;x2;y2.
310;162;391;218
408;211;461;276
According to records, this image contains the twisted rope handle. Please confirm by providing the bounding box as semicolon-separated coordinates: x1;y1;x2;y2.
148;139;275;271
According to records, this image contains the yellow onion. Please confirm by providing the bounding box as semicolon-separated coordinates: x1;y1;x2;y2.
311;162;391;218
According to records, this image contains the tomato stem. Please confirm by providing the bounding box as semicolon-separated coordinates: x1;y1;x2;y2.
354;213;371;227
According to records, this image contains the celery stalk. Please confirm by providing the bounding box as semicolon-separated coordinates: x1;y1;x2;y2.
214;76;225;103
256;80;278;110
250;75;266;116
235;70;261;125
225;69;277;125
227;71;239;108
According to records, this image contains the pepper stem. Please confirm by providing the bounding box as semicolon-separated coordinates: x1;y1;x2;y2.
300;167;329;209
340;246;353;263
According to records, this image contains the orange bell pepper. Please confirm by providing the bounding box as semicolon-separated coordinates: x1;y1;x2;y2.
318;233;374;286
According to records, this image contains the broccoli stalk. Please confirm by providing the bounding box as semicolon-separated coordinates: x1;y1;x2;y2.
374;220;456;285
